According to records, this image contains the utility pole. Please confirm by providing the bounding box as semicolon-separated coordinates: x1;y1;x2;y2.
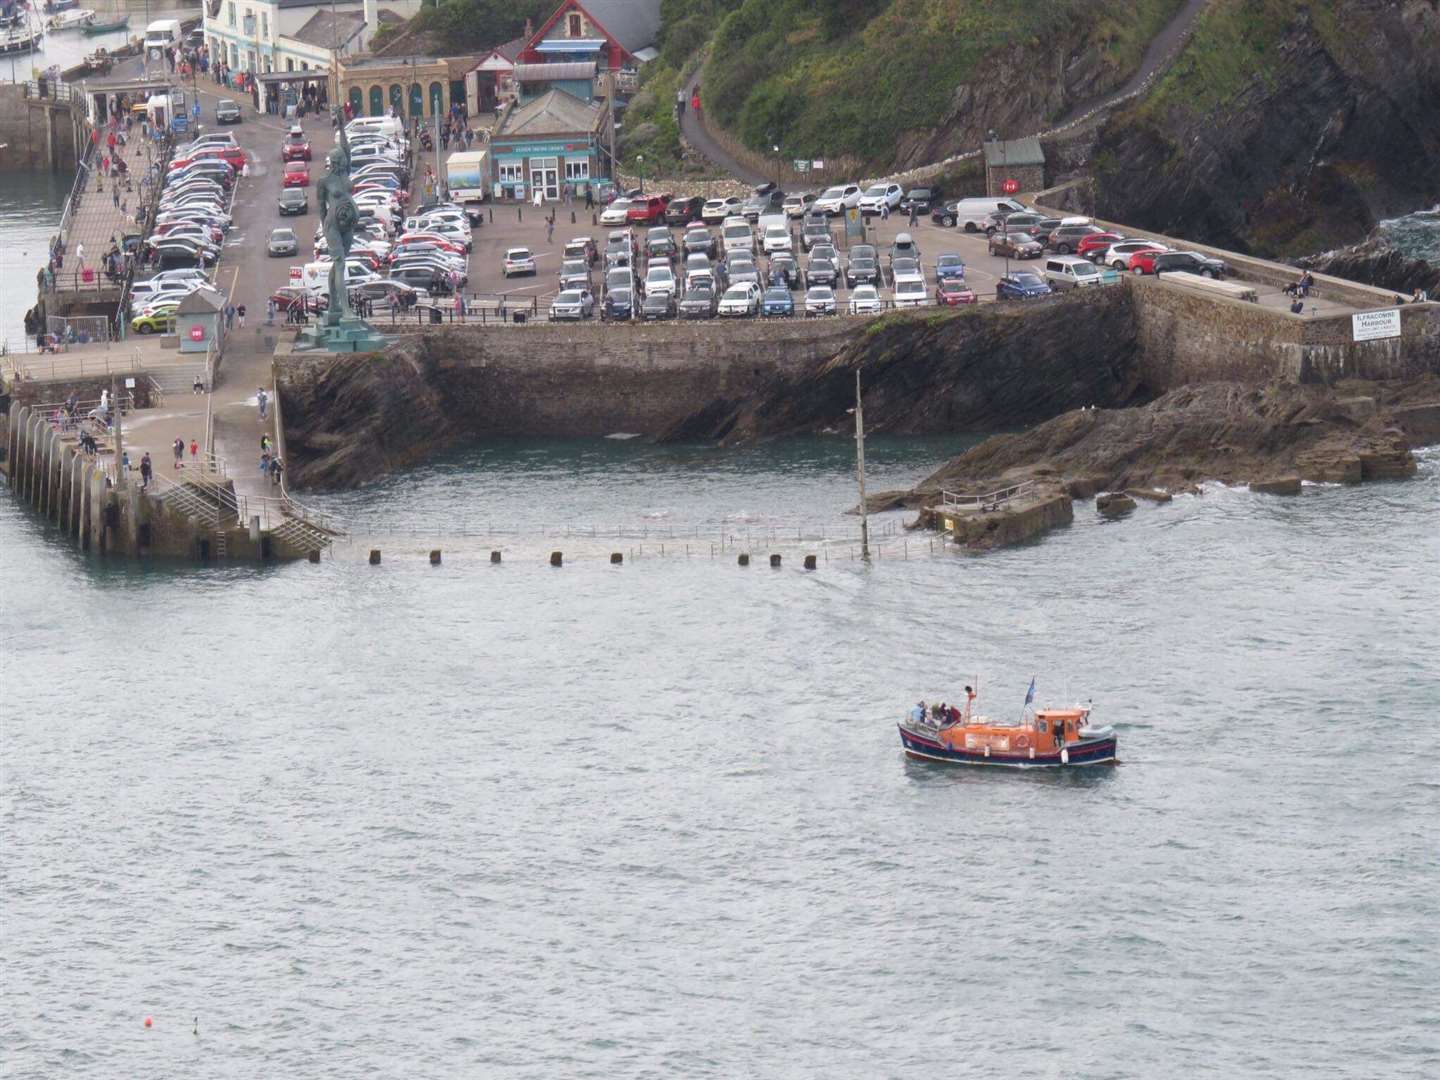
606;69;616;185
854;369;870;562
110;375;124;490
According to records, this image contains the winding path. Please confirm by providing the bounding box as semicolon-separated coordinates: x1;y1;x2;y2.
675;0;1213;183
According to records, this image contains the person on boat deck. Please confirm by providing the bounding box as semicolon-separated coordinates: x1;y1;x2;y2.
933;702;948;723
948;703;961;724
910;701;926;724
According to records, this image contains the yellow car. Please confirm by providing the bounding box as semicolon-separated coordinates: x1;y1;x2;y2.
131;307;178;334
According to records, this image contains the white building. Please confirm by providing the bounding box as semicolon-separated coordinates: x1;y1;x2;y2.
203;0;420;76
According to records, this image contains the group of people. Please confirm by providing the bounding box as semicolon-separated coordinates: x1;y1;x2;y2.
909;688;978;728
259;435;284;487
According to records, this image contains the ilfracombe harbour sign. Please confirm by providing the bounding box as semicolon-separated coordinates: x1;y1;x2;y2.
1352;308;1402;342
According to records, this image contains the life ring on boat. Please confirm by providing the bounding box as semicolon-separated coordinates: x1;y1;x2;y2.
1014;734;1030;750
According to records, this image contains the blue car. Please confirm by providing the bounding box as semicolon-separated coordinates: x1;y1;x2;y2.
996;271;1053;300
760;286;795;317
934;253;967;282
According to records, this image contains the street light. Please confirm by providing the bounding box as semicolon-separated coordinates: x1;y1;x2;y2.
986;128;1009;282
772;143;780;190
636;153;643;193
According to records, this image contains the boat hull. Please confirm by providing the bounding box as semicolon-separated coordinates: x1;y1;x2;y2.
898;724;1116;768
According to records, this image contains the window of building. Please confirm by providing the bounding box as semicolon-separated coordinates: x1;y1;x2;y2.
498;162;523;184
428;81;443;114
227;2;235;28
564;159;589;180
301;62;309;71
285;58;294;72
368;85;384;116
568;13;581;36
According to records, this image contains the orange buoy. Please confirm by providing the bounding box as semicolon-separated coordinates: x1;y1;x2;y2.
143;1016;153;1028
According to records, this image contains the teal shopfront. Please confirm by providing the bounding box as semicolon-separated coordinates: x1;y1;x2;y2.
490;138;599;201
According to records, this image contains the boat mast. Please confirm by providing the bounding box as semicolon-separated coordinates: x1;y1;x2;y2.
854;368;870;562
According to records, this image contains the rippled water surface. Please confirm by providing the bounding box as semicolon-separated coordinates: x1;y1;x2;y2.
3;439;1439;1079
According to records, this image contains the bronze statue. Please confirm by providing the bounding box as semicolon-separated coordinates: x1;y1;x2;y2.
316;113;359;325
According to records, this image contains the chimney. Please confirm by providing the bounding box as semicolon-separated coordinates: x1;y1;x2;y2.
363;0;377;33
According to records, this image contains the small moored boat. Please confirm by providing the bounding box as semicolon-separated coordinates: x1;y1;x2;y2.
898;682;1117;768
82;16;128;35
47;8;96;31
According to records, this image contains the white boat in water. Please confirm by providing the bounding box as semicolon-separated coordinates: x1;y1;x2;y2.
0;13;43;54
46;8;96;31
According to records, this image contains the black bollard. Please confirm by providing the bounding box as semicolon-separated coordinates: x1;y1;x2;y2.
490;550;502;563
738;553;750;566
307;549;320;563
804;554;817;570
430;549;442;565
570;210;576;224
610;552;622;564
369;549;381;565
770;554;782;568
550;551;563;567
518;207;522;222
488;207;493;224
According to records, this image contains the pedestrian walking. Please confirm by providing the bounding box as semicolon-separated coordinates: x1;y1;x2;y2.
172;437;184;469
267;297;277;324
193;375;204;394
121;450;130;475
257;387;269;421
546;215;555;243
261;450;270;475
224;303;236;330
112;187;120;209
881;202;889;222
585;186;594;209
139;452;152;489
237;304;247;328
908;203;917;227
270;457;284;487
190;439;199;463
76;242;85;267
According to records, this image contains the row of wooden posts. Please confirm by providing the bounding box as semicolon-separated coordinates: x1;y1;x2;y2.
349;549;821;569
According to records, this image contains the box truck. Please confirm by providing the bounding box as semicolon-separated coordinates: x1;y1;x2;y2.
445;149;489;223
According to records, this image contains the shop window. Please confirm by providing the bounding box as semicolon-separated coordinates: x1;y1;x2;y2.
564;159;589;180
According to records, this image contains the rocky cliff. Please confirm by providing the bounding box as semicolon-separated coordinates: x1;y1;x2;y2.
1297;235;1440;298
1092;0;1440;258
660;290;1148;443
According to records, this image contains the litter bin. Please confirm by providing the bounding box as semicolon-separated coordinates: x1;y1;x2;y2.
513;311;527;325
428;306;443;324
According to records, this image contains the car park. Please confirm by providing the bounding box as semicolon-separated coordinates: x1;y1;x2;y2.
936;278;978;305
859;183;903;215
679;283;719;319
550;289;596;320
215;99;242;124
701;196;742;223
277;188;309;216
627;194;670;226
718;281;761;317
899;187;943;215
267;228;298;257
742;187;786;221
893;276;929;307
989;231;1042;259
1146;250;1228;278
642;292;678;321
804;285;837;316
760;286;795;317
664;195;705;226
933;196;1026;230
502;247;537;277
283;161;310;187
600;199;633;226
783;192;817;218
848;285;883;315
559;259;592;290
814;184;862;215
934;253;967;282
1043;255;1109;290
1099;239;1167;269
997;271;1053;300
601;288;634;320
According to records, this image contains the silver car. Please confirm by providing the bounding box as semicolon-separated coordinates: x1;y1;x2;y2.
549;288;595;320
268;228;299;257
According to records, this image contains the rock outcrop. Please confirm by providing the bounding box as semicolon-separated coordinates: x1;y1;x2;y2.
1297;235;1440;298
887;377;1439;509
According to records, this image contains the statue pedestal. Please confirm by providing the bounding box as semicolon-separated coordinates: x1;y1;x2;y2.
294;316;389;353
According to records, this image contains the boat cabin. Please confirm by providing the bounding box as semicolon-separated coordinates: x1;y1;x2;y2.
934;707;1088;757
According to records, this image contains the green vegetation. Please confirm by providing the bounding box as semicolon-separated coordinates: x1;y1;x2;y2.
618;65;688;176
688;0;1184;165
402;0;552;52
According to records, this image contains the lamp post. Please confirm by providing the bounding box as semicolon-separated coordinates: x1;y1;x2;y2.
636;153;643;194
772;142;780;190
986;128;1009;282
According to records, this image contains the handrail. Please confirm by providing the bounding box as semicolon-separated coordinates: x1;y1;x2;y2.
269;371;346;537
940;480;1035;510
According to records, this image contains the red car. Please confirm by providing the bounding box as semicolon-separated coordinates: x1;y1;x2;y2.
626;194;671;225
281;127;311;162
936;277;978;305
1075;232;1124;260
1126;248;1168;274
283;161;310;188
191;145;246;170
269;286;327;314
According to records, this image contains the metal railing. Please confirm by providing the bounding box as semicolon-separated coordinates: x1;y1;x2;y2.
940;481;1035;512
24;80;75;105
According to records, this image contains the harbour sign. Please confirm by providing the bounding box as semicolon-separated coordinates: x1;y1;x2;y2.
1352;309;1401;342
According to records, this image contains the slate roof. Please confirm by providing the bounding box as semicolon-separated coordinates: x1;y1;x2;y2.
287;10;366;50
983;137;1045;168
576;0;661;54
513;61;596;82
494;88;604;138
176;288;224;314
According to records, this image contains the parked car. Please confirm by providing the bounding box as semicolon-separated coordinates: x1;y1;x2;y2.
1101;240;1167;270
889;233;920;263
1045;224;1107;254
761;286;795;317
277;187;308;216
989;231;1043;259
131;305;178;334
701;196;742;223
599;199;633;226
559;258;592;290
717;281;761;317
805;256;838;288
997;271;1053;300
682;228;717;258
742;188;786;221
768;254;800;289
725;256;760;288
893;276;929;308
1076;232;1125;259
644;264;678;297
627;194;670;226
761;222;793;255
783;192;817;218
267;228;299;257
645;227;676;261
563;236;599;265
937;277;978;305
898;187;943;215
859;183;903;215
848;285;883;315
664;195;705;226
804;285;837;316
846;256;879;288
641;292;677;321
215;99;242;124
281;126;311;162
679;283;719;320
550;288;596;320
1147;250;1228;278
813;184;862;215
801;219;833;252
502;247;536;277
934;253;967;283
985;211;1048;235
270;286;326;315
601;287;634;321
282;161;310;187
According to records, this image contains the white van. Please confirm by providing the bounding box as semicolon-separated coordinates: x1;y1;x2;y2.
1043;255;1107;290
345;117;405;143
941;197;1027;231
143;19;181;51
722;221;755;255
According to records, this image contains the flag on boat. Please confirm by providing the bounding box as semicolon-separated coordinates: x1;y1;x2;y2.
1023;677;1036;707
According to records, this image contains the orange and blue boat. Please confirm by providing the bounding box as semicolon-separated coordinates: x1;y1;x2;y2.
898;684;1117;768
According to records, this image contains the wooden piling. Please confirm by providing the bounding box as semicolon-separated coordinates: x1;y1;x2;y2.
491;550;502;563
550;551;563;566
308;549;320;563
610;552;623;564
429;549;442;565
369;549;381;564
738;553;750;566
804;554;817;570
770;554;782;568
